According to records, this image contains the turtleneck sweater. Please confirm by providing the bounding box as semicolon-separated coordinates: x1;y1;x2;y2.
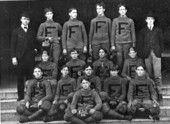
37;19;62;44
54;75;76;101
25;77;52;103
128;74;157;102
122;57;144;78
62;18;88;49
104;76;127;101
70;88;102;111
89;15;111;45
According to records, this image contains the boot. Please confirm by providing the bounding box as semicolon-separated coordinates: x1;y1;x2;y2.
107;109;124;119
19;115;29;123
70;116;87;124
123;115;133;121
84;116;96;123
28;109;44;121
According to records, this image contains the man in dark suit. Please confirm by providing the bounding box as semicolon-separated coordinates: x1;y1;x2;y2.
11;12;36;101
139;12;163;101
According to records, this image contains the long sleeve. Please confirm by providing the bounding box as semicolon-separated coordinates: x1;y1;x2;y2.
111;19;116;46
95;77;101;92
118;79;127;101
62;22;68;49
89;20;94;46
11;29;17;58
52;63;58;79
121;60;129;78
54;82;60;102
40;80;53;102
108;19;112;43
149;79;157;101
93;90;102;111
81;22;88;47
127;80;134;102
158;28;164;50
37;24;46;42
70;91;81;110
130;19;136;46
25;80;32;103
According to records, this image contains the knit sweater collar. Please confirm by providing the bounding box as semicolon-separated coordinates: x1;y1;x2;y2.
136;74;147;80
80;88;92;95
99;57;107;62
61;75;70;80
69;18;78;21
46;19;54;23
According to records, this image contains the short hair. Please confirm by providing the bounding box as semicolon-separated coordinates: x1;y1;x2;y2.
128;47;136;53
33;66;42;72
136;64;146;70
61;65;70;71
80;77;90;84
83;64;93;70
44;7;53;14
70;48;79;54
117;4;127;10
96;1;105;9
68;8;77;13
98;48;107;55
42;50;49;56
110;65;119;71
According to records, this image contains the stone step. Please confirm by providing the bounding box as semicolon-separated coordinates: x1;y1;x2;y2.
1;106;170;121
0;86;170;100
1;117;170;124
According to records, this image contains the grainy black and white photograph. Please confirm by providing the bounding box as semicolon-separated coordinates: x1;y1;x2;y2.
1;0;170;124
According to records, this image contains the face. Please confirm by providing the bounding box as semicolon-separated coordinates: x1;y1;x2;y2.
136;66;145;77
84;66;93;76
61;67;69;77
42;53;49;62
96;5;105;16
70;51;78;59
81;79;90;90
110;70;119;76
33;68;43;79
145;17;155;25
99;49;106;58
129;50;137;58
69;9;77;19
20;16;30;26
119;6;127;16
45;11;53;20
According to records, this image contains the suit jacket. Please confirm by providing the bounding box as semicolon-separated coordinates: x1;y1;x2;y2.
11;26;36;61
139;27;163;58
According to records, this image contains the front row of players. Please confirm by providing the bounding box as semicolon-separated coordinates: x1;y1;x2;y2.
16;62;160;123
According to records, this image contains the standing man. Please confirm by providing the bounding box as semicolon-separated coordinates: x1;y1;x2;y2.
37;7;62;66
89;1;111;60
62;8;88;61
11;12;36;101
111;4;136;71
139;12;163;100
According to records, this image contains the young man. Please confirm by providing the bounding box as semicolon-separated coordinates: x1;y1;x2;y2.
89;1;111;60
77;64;101;92
38;50;58;96
11;12;36;101
127;65;160;120
64;78;103;124
139;12;163;100
37;7;62;65
102;65;132;120
62;8;88;61
93;48;113;90
16;67;52;123
66;48;86;79
122;47;144;80
44;65;76;121
111;4;136;71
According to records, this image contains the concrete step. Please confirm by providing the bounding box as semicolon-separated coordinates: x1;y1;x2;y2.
159;96;170;106
1;106;170;121
0;85;170;100
1;117;170;124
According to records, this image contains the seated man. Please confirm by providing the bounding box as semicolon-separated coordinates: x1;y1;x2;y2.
127;64;160;120
121;47;144;80
77;64;101;92
93;48;113;90
64;77;103;124
44;65;77;121
16;67;52;123
102;65;132;120
38;50;58;96
66;48;86;79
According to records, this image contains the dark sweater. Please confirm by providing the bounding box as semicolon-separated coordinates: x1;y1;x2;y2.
104;76;127;101
128;75;157;102
70;88;102;111
25;78;52;103
38;61;57;79
62;18;88;49
89;15;111;45
54;75;76;101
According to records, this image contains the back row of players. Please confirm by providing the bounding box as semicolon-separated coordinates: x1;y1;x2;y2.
11;1;163;123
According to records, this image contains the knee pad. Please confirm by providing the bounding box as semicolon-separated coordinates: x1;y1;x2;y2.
67;93;74;102
128;105;136;114
102;103;110;114
41;101;51;111
117;102;127;114
16;105;25;115
59;103;67;111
